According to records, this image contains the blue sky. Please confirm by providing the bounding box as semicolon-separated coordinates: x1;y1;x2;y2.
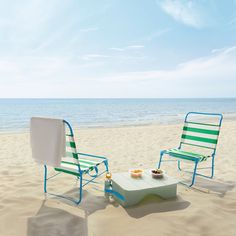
0;0;236;98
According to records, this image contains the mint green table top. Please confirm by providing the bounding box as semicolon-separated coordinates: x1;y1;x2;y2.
112;170;178;191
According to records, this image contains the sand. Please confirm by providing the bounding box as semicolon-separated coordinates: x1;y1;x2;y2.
0;121;236;236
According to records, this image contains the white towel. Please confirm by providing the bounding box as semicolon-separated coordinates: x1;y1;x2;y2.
30;117;65;167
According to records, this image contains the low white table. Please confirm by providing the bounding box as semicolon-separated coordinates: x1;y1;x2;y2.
111;170;178;207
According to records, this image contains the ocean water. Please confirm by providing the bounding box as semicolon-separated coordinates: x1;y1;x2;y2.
0;98;236;132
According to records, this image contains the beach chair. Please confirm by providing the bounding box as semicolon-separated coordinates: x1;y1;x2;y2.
158;112;223;187
43;120;109;204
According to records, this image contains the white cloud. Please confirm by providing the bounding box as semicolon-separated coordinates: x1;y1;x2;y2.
80;27;99;32
104;46;236;81
126;45;144;49
159;0;204;28
1;46;236;98
141;28;171;42
81;54;111;60
109;47;125;51
93;45;236;97
109;44;144;51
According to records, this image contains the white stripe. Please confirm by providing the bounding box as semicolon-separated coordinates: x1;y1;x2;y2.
79;162;94;167
181;139;216;148
66;136;75;142
79;157;101;164
61;159;97;168
61;163;78;170
62;157;78;164
66;147;77;153
60;163;88;171
61;156;101;165
185;122;219;131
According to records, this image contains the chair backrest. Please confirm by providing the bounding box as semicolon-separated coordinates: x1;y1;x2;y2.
63;120;79;160
179;112;223;154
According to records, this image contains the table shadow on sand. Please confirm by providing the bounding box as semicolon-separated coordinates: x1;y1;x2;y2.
124;195;190;218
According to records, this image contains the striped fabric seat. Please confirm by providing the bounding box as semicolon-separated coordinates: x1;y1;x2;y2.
166;148;209;162
181;121;220;150
55;157;104;176
167;120;220;162
54;134;104;176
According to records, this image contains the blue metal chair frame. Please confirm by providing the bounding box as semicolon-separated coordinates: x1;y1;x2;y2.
43;120;109;204
158;112;223;187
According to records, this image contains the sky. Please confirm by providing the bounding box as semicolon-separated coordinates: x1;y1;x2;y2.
0;0;236;98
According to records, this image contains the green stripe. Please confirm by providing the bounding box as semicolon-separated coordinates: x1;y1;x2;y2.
181;142;215;150
79;158;100;165
63;155;101;165
167;149;210;162
167;152;199;162
168;152;208;162
186;121;219;127
169;149;205;158
61;160;96;169
183;126;219;135
61;160;79;166
66;141;76;148
54;167;80;176
62;154;102;164
181;134;217;144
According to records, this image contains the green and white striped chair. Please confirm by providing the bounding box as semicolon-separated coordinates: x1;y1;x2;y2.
158;112;223;187
44;120;109;204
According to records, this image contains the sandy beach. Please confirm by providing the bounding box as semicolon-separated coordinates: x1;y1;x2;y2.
0;121;236;236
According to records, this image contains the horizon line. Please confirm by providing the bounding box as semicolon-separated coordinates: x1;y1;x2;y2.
0;97;235;99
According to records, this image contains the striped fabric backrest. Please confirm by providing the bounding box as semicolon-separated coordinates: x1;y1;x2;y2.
181;121;221;150
65;133;78;159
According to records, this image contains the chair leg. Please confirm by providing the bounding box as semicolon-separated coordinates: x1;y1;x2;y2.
104;159;109;172
158;151;165;169
44;165;47;193
177;160;199;187
177;160;182;171
210;156;215;178
194;158;215;179
189;161;199;187
75;175;83;205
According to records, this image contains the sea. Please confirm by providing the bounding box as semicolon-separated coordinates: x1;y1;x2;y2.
0;98;235;133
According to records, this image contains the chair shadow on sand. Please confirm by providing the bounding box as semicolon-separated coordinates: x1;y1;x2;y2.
27;186;193;234
190;176;235;197
27;188;191;234
27;177;235;235
27;189;110;236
